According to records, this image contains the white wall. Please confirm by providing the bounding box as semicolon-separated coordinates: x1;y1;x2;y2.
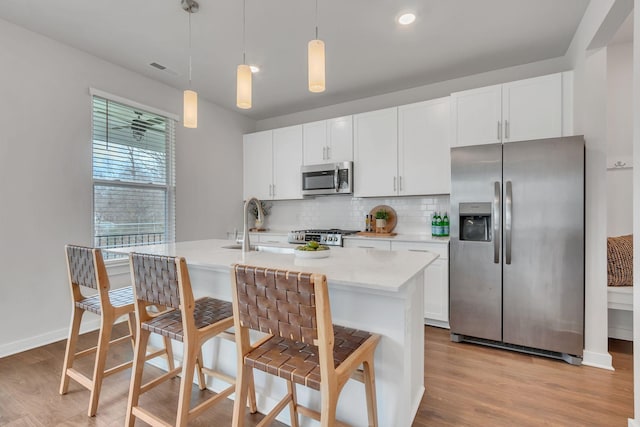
607;42;634;237
565;0;622;371
0;18;254;356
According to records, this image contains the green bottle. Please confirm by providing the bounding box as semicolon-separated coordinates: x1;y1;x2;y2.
431;212;438;236
436;212;443;236
442;212;450;237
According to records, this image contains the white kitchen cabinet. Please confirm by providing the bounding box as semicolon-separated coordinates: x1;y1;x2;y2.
243;130;273;200
450;72;566;147
342;238;391;250
303;116;353;165
353;107;398;197
243;126;303;201
272;126;303;200
391;241;449;328
398;97;451;195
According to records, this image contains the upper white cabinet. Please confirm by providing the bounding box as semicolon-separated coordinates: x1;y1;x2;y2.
354;107;398;197
243;130;272;200
243;125;303;200
399;97;451;195
354;99;451;197
303;116;353;165
450;72;568;147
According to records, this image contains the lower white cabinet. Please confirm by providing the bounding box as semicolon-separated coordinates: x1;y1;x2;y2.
390;241;450;328
342;238;392;250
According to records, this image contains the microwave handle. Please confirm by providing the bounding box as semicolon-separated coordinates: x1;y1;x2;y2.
334;165;339;192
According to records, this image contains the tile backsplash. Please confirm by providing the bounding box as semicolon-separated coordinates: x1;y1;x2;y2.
262;195;450;235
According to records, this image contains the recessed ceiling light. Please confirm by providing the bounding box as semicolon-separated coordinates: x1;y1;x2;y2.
250;65;260;73
398;13;416;25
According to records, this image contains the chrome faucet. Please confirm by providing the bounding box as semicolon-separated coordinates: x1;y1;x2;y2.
242;197;264;253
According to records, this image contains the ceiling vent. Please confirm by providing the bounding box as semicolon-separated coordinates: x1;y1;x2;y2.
149;62;180;76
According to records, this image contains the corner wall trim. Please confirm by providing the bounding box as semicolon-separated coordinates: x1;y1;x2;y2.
581;349;614;370
628;418;640;427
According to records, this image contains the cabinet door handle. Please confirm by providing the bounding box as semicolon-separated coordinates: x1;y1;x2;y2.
408;249;429;252
326;146;331;159
497;121;501;141
393;176;397;192
399;176;403;191
272;184;276;197
505;120;509;139
358;246;374;249
322;147;326;160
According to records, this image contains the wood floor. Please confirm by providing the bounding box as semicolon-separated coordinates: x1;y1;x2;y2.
0;325;633;426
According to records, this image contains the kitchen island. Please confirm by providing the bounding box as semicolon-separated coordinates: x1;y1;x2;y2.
110;239;437;427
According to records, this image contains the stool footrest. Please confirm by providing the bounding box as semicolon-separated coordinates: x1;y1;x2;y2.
140;366;182;394
65;368;93;390
131;406;173;427
188;384;235;420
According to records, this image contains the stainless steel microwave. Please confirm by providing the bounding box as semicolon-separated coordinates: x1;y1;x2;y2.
301;161;353;196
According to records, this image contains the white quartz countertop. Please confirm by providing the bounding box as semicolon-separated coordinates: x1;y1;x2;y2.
110;239;438;293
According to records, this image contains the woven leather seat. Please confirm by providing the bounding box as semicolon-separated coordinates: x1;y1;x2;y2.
231;264;380;427
143;296;234;341
76;286;135;314
126;253;255;427
59;245;173;417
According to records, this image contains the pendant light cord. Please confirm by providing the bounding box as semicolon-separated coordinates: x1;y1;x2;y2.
242;0;246;64
315;0;318;39
188;9;192;88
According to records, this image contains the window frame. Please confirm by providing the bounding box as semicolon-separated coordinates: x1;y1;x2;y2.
90;89;177;251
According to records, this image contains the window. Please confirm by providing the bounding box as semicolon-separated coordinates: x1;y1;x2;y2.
92;95;176;250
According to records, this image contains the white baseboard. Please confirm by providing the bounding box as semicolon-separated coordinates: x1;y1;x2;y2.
424;319;450;329
0;318;101;358
609;327;634;341
581;349;614;371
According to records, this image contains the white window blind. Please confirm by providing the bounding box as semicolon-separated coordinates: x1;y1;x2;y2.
92;95;176;250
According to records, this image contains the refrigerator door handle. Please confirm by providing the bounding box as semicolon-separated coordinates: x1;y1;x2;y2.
505;180;513;265
493;181;501;264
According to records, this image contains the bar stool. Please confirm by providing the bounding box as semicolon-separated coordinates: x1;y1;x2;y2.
230;264;381;427
59;244;174;417
126;253;254;427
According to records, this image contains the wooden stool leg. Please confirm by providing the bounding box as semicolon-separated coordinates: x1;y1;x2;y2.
196;348;206;390
59;306;84;395
164;336;175;372
175;342;197;427
87;312;114;417
287;380;299;427
125;328;150;427
232;364;253;427
319;388;338;427
247;369;257;414
363;356;378;427
127;312;136;349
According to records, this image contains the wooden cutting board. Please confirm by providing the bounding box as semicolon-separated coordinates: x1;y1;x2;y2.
368;205;397;233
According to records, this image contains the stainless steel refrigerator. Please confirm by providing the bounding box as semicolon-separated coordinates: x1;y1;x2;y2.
449;136;584;364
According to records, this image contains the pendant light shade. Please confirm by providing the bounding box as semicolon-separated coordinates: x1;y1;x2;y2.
237;64;252;109
308;39;325;93
183;89;198;128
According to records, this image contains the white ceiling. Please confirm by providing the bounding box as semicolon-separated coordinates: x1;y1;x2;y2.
0;0;590;120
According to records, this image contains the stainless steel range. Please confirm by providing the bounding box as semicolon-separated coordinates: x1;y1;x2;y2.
287;229;360;246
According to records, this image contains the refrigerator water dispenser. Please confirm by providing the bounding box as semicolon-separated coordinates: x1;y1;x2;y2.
459;202;491;242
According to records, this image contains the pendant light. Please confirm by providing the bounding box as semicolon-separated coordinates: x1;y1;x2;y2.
182;0;198;128
308;0;325;93
237;0;252;109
